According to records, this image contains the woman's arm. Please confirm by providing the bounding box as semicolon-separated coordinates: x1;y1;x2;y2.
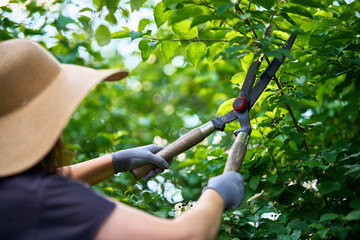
59;154;114;185
95;171;244;240
95;189;224;240
58;144;169;185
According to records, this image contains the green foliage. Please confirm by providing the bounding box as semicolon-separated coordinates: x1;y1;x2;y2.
185;42;207;67
2;0;360;239
95;25;111;46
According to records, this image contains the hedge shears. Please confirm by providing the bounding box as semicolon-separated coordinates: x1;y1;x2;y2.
132;34;297;179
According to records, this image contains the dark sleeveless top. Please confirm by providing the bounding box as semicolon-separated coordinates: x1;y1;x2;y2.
0;167;116;240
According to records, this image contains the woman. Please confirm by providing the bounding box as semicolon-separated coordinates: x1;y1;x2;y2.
0;39;244;240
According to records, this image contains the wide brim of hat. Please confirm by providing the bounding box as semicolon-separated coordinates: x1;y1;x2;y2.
0;64;128;177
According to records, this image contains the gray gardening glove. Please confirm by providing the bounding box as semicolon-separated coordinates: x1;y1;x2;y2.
203;171;244;211
143;158;173;181
111;144;170;180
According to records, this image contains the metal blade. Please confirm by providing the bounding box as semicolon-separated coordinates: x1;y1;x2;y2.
218;110;237;124
240;59;262;99
249;34;297;109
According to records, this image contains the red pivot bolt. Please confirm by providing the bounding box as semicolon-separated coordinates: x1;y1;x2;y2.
232;96;247;112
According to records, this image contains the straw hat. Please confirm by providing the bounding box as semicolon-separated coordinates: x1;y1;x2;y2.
0;38;128;177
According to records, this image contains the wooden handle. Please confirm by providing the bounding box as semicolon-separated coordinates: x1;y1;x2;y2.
223;132;249;173
131;121;216;179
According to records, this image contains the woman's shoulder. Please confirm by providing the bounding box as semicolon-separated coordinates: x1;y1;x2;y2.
0;167;50;192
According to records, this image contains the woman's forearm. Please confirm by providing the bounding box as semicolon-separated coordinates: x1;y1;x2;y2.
173;189;224;239
58;154;114;185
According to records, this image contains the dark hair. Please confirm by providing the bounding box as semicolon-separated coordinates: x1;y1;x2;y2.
39;137;71;175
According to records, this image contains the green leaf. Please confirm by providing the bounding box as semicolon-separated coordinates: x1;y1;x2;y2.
282;6;314;19
241;52;255;72
215;4;234;15
105;13;117;24
78;16;92;33
317;229;330;238
168;6;203;25
191;15;217;28
93;0;105;10
185;42;207;67
130;0;143;11
142;191;152;204
138;39;152;61
188;172;201;186
129;30;151;41
207;42;226;64
344;165;360;179
161;40;181;59
267;174;278;184
106;0;120;14
154;1;171;28
318;181;341;195
138;19;150;31
289;130;303;144
111;30;130;39
80;7;93;12
319;213;339;222
172;20;198;39
322;150;337;163
65;143;83;151
294;91;304;100
331;226;348;240
266;130;280;140
302;94;317;102
350;199;360;210
95;24;111;46
271;48;293;59
339;152;360;161
269;184;285;196
210;0;232;8
103;186;114;194
216;98;235;115
309;222;325;230
314;10;333;18
230;72;246;85
249;175;260;190
343;210;360;221
252;0;277;9
240;12;251;20
309;34;328;47
289;0;325;8
298;159;327;170
163;0;182;8
122;26;130;32
288;219;308;231
280;12;297;25
291;230;302;240
278;185;305;205
129;31;143;40
225;31;242;41
54;15;75;30
258;222;286;234
283;95;296;106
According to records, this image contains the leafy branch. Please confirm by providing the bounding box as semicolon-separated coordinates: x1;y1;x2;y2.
142;37;230;42
235;2;329;206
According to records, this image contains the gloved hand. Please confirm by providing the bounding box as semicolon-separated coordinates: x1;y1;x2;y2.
203;171;244;211
111;144;170;180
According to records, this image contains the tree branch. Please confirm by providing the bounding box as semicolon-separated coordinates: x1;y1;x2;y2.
143;37;230;42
